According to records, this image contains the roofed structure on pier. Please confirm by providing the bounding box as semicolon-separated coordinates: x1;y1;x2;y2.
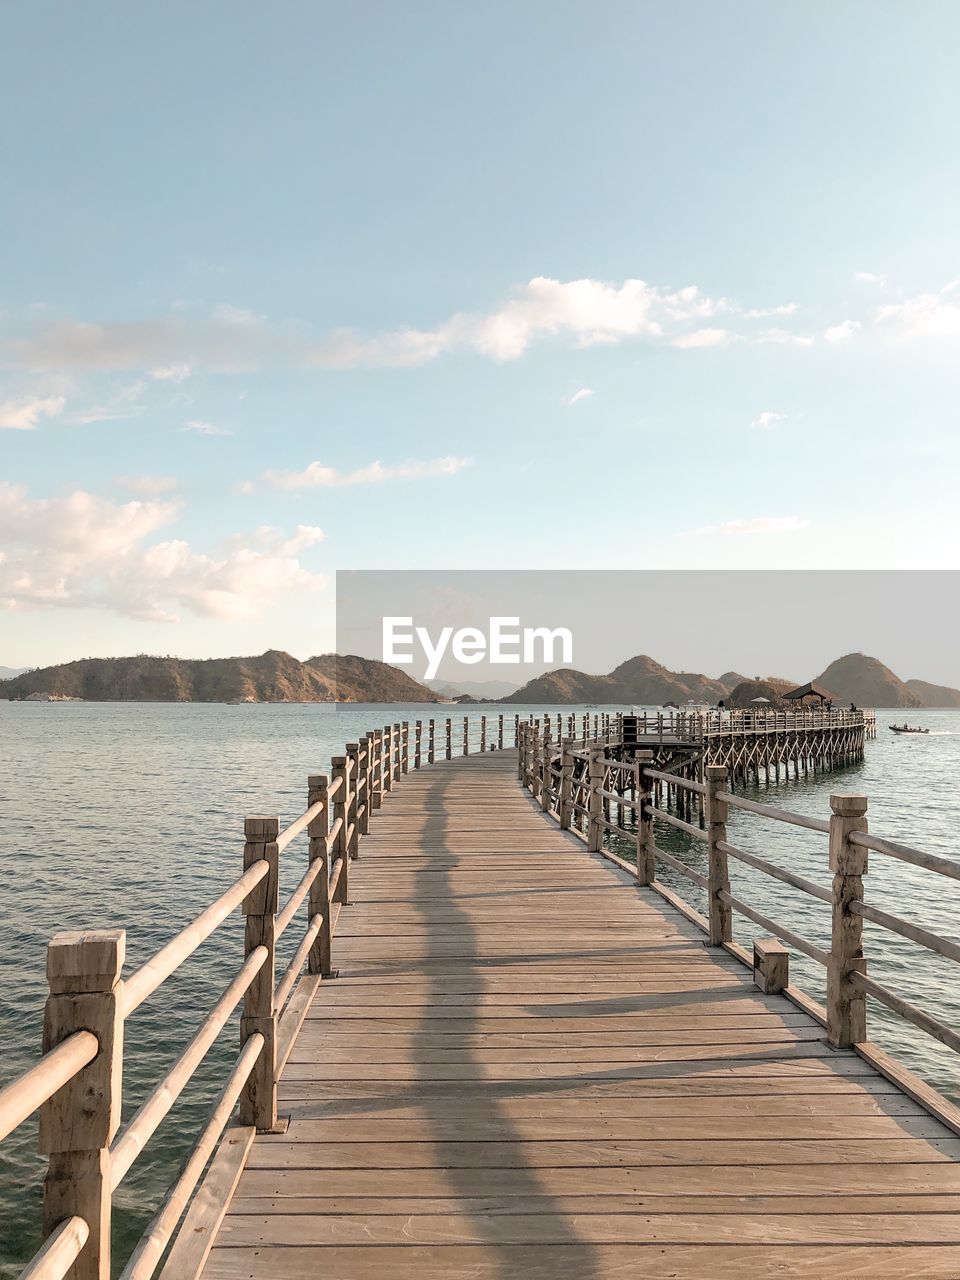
783;680;834;704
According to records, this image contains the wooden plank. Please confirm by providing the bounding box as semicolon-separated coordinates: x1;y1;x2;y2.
207;1210;960;1245
227;1161;960;1198
225;1192;960;1216
203;1243;960;1279
245;1137;960;1169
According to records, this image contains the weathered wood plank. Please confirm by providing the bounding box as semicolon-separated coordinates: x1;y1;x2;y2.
203;1243;960;1279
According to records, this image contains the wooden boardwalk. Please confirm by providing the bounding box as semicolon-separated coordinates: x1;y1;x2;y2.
203;750;960;1279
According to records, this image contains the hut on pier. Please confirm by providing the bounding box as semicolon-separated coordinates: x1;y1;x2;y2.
783;680;835;705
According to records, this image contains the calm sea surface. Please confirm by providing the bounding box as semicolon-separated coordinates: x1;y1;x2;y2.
1;701;959;1272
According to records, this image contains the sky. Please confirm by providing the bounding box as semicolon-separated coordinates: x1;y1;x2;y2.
2;1;960;670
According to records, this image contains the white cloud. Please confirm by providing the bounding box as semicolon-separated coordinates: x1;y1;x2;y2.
4;278;803;373
65;380;145;425
563;387;594;406
742;303;799;318
751;411;784;430
115;475;179;496
824;320;861;343
151;363;192;382
876;292;960;343
0;394;65;430
855;271;886;285
181;419;232;437
9;306;281;374
262;455;473;491
751;328;815;347
682;516;811;537
0;482;324;622
672;327;734;350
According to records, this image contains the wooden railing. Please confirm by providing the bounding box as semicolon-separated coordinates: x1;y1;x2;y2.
1;710;625;1280
518;726;960;1126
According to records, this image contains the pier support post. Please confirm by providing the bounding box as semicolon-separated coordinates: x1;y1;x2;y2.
240;816;280;1131
587;746;604;852
827;794;869;1049
40;929;125;1280
706;766;732;945
307;776;332;976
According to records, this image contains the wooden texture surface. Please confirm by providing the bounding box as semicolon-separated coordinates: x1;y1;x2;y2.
202;751;960;1279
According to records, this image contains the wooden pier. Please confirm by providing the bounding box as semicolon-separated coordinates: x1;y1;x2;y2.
3;711;960;1280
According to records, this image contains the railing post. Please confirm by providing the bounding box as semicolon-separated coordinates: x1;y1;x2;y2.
558;738;574;829
635;752;655;884
428;718;435;764
827;793;869;1049
382;725;394;793
463;715;469;756
706;765;732;944
40;929;125;1280
445;717;452;760
346;744;360;858
307;775;332;976
587;746;603;852
393;722;402;781
401;721;410;774
358;738;371;836
414;720;422;769
370;729;383;810
240;815;280;1132
541;731;552;812
498;714;504;749
331;758;349;905
481;715;487;753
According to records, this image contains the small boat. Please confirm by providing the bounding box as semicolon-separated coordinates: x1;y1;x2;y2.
889;724;930;735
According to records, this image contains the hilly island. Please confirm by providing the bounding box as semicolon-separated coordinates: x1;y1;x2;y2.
2;649;959;706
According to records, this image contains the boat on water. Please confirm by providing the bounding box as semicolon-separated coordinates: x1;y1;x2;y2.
889;723;930;735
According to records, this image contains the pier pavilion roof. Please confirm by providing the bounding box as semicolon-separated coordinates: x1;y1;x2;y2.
783;681;834;702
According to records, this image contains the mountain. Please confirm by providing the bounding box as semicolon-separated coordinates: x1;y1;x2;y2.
0;651;437;703
717;671;748;693
0;665;27;679
426;678;521;699
305;654;439;702
501;655;730;705
906;678;960;708
813;653;920;708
